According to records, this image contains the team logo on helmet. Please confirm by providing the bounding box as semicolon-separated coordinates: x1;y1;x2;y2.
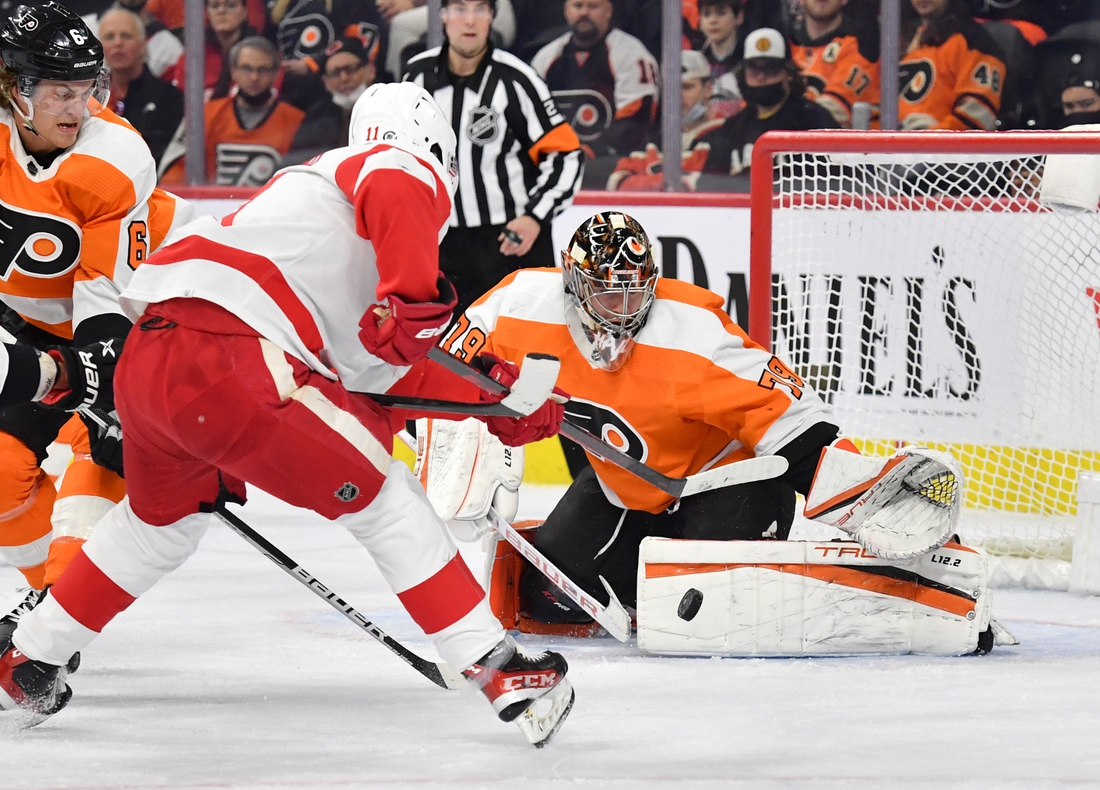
0;200;81;282
13;8;37;32
466;105;500;146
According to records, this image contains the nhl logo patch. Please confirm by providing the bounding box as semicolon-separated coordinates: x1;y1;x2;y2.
335;482;359;502
467;106;500;146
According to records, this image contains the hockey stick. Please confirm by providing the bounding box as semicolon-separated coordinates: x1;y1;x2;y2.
486;508;633;642
396;428;633;642
211;504;468;691
425;347;789;497
369;354;562;418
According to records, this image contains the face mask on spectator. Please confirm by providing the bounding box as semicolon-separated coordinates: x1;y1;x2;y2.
333;83;367;109
740;80;787;107
684;100;708;126
1064;110;1100;128
238;86;274;107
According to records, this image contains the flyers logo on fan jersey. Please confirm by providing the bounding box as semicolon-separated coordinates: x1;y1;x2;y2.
0;199;81;281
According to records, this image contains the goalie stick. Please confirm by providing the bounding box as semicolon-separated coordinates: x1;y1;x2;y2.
487;507;633;642
211;503;468;691
425;347;788;497
396;428;634;642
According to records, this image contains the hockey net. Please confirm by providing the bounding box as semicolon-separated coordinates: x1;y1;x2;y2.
749;131;1100;589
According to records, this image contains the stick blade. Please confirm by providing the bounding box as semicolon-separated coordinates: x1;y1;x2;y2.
499;354;561;416
679;456;789;498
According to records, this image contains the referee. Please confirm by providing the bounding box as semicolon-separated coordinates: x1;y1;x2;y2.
404;0;584;319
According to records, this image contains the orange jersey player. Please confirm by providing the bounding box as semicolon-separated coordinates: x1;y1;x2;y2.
899;0;1006;130
0;2;190;653
790;0;881;128
440;211;848;631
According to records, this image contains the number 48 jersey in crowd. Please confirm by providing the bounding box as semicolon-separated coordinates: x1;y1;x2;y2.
0;103;189;341
442;268;837;513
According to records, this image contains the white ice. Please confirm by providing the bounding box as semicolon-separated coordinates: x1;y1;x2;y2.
2;484;1100;790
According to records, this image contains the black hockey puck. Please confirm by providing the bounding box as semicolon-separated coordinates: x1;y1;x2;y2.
677;588;704;621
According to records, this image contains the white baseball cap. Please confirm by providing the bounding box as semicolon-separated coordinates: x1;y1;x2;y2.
681;50;711;82
743;28;786;61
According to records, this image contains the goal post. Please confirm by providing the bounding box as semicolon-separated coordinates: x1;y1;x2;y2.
749;130;1100;589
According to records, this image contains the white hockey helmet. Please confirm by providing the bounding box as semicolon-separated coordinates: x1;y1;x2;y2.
349;82;458;198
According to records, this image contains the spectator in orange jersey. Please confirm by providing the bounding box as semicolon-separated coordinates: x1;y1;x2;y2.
146;0;268;37
899;0;1006;130
790;0;880;128
160;37;304;185
161;0;262;101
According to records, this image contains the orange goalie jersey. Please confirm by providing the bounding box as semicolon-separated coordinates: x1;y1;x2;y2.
442;268;837;513
899;20;1005;131
0;103;189;339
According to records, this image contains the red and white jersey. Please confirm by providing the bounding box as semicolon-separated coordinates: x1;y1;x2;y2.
0;105;190;340
121;143;453;394
443;269;838;512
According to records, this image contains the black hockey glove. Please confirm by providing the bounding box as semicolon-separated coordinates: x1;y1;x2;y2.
40;336;125;413
79;408;124;478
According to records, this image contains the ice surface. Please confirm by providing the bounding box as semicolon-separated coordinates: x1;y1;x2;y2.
2;485;1099;789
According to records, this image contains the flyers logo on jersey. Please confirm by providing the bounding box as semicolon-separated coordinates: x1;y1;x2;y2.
0;200;81;281
564;397;649;463
899;60;935;104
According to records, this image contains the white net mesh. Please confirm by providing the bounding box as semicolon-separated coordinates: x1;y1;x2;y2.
767;143;1100;583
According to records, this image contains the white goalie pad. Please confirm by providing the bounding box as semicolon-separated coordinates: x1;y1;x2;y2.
804;445;963;560
637;537;991;657
414;417;523;542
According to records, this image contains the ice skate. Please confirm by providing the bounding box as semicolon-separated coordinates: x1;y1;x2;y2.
0;642;71;727
0;588;80;674
463;635;574;748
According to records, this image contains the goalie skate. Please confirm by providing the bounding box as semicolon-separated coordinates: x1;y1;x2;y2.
463;635;574;748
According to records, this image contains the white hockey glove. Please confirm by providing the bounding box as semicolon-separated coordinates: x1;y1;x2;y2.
414;417;523;542
804;443;963;560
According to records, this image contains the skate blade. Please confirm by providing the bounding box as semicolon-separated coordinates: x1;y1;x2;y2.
514;678;574;748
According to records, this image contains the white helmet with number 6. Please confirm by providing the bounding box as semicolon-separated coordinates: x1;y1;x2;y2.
349;82;458;199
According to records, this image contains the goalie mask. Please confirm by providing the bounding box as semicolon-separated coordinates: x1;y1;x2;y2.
348;82;459;201
0;3;109;133
562;212;657;371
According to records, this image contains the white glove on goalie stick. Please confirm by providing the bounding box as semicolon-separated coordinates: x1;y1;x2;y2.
804;444;963;560
414;417;523;542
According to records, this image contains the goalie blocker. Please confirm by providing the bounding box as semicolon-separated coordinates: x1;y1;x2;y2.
637;537;991;656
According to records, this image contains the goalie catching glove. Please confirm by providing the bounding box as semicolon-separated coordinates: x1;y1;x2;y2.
472;353;567;446
415;417;523;542
805;443;963;560
358;275;457;367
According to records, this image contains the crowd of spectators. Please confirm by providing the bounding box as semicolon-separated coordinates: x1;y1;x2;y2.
44;0;1100;189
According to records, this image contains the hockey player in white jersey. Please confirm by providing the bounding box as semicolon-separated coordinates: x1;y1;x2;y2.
0;82;574;747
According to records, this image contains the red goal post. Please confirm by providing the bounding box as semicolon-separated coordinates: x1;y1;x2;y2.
748;130;1100;588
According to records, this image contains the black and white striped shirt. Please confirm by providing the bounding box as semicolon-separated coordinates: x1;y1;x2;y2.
405;43;584;229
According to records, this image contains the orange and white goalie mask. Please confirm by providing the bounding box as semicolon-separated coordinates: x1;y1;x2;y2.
561;212;658;372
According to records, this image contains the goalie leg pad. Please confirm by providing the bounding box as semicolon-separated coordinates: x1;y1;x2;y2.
805;445;964;560
636;537;991;656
